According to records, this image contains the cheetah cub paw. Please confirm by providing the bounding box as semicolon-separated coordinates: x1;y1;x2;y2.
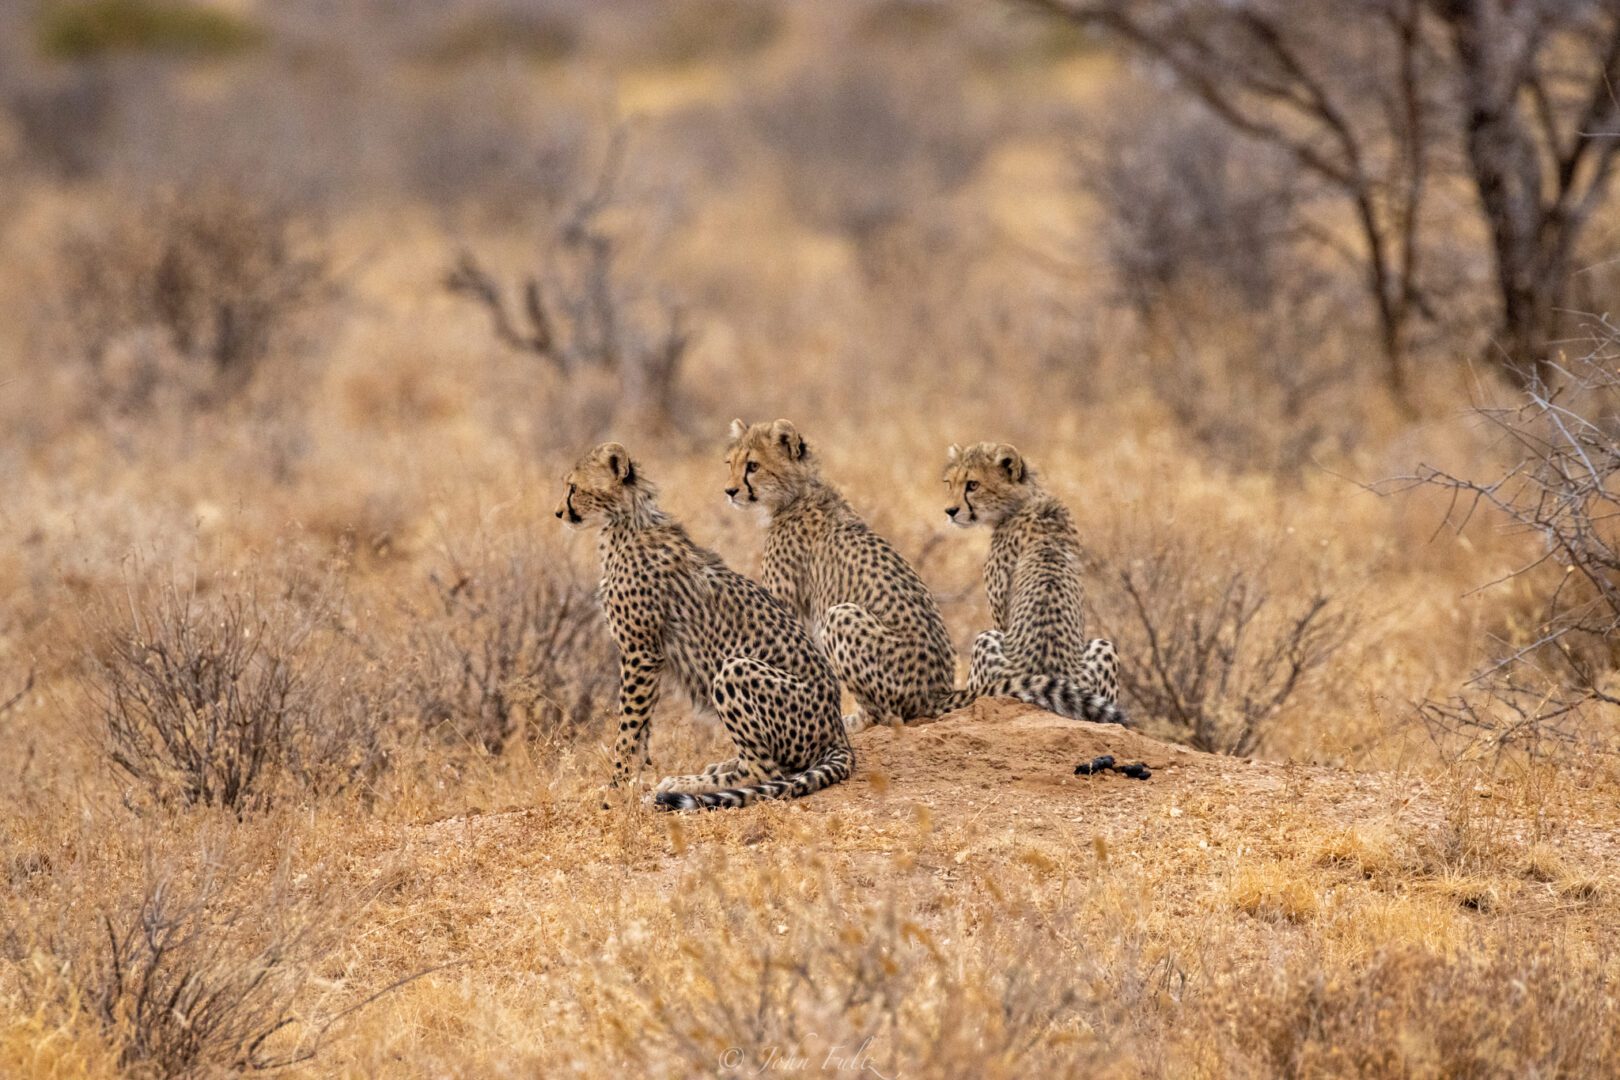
842;711;874;735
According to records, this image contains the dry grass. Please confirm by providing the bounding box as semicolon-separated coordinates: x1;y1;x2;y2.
2;1;1619;1076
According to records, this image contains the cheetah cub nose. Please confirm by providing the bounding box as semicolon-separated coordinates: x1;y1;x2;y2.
725;487;739;498
945;506;959;518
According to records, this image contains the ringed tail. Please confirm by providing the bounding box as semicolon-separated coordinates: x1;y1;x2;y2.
653;744;854;811
932;678;1128;726
934;687;979;714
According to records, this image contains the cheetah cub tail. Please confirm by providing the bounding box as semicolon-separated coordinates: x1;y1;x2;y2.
931;687;979;715
1012;674;1130;726
1074;692;1129;727
653;744;854;811
935;677;1129;726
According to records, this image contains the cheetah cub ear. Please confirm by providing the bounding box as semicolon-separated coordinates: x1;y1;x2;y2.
946;443;961;464
770;418;807;461
995;444;1025;483
729;418;748;441
600;441;636;484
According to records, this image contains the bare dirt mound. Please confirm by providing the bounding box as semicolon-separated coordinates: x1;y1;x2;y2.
412;698;1394;880
848;697;1210;796
749;694;1336;832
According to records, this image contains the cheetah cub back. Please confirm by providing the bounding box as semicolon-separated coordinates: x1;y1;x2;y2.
556;441;851;810
941;441;1127;726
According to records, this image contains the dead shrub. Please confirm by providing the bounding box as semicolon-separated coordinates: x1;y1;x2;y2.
1080;87;1369;474
1082;90;1304;316
1397;319;1620;759
445;130;692;430
402;539;615;756
627;0;782;68
7;843;379;1077
55;185;332;413
1134;298;1368;477
404;79;591;223
1090;538;1353;756
613;850;1100;1078
3;67;113;180
87;869;323;1073
84;582;387;812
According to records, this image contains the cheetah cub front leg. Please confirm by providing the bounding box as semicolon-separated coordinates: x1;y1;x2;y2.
967;629;1009;693
610;649;662;791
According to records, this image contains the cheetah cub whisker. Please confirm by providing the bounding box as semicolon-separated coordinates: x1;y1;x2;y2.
941;441;1127;726
556;441;852;810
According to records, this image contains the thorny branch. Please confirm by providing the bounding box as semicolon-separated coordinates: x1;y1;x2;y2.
1383;317;1620;757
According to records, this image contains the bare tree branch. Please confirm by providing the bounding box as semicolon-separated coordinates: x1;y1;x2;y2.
1385;315;1620;758
1026;0;1620;387
445;250;557;361
442;127;689;428
0;669;32;717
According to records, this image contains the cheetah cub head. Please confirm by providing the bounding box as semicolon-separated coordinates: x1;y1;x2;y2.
724;418;816;514
943;442;1033;528
555;442;648;529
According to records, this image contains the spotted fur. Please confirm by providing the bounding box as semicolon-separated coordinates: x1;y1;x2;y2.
557;442;851;810
942;441;1127;726
726;419;956;731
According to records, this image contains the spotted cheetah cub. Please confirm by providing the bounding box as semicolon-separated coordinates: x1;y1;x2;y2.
942;442;1126;726
556;442;851;810
725;418;958;731
725;419;1114;730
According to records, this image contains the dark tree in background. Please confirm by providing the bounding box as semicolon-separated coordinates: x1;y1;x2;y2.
1438;1;1620;386
1027;0;1620;394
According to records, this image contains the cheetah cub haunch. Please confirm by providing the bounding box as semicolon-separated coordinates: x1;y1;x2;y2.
725;418;958;731
556;441;851;810
942;442;1127;726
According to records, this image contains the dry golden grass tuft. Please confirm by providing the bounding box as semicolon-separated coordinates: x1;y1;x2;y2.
1311;825;1408;880
0;1005;123;1080
1225;860;1322;923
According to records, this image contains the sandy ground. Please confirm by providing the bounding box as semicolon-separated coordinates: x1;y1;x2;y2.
376;700;1620;977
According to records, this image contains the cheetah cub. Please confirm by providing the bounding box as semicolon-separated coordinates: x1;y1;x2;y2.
725;418;958;731
942;442;1127;726
557;441;851;810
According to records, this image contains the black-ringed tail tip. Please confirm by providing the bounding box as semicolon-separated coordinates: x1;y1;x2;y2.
654;791;700;811
1086;696;1129;726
